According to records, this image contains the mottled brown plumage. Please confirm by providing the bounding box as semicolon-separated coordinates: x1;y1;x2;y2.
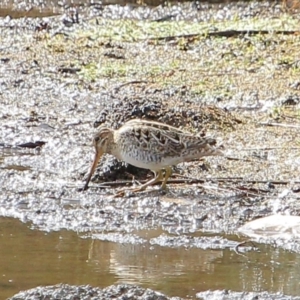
83;119;223;193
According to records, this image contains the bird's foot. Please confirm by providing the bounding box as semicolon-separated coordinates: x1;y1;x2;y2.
113;186;146;198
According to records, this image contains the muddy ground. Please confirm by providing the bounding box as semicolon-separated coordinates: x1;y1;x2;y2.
1;0;300;299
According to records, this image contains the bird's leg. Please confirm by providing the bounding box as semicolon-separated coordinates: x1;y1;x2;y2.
114;170;163;197
161;166;172;190
131;170;163;192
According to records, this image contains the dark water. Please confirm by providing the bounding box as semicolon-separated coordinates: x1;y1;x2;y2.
1;0;161;18
1;217;300;299
0;0;267;19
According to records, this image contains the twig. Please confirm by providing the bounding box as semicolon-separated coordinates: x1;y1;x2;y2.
175;174;268;197
83;177;299;189
234;240;258;255
199;184;232;197
225;156;255;162
234;147;300;151
234;186;269;194
145;30;298;42
112;80;148;92
258;122;300;129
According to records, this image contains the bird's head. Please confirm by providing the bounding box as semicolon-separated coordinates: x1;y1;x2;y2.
83;126;113;191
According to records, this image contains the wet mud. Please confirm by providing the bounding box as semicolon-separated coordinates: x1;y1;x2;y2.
1;0;300;299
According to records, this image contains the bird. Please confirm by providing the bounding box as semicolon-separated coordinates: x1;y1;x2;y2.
83;119;223;194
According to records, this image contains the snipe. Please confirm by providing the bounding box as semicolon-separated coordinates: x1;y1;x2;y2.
83;119;223;193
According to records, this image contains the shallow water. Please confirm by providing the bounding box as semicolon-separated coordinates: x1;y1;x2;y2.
1;0;300;298
0;0;164;19
1;217;300;299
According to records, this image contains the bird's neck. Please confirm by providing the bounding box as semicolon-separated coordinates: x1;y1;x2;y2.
106;131;121;159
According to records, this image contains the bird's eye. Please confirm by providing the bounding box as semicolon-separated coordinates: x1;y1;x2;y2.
94;136;100;142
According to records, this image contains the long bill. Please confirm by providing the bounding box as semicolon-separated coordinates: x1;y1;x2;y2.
83;149;103;191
